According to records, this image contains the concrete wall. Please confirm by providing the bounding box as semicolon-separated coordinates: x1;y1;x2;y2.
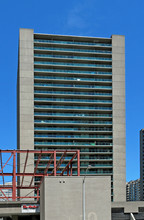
112;201;144;213
17;28;34;198
112;35;126;202
40;176;111;220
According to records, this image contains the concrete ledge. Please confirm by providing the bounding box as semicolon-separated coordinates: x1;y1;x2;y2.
112;201;144;213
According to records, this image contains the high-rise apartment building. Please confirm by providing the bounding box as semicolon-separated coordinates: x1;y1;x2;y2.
140;129;144;200
126;179;140;201
17;28;126;201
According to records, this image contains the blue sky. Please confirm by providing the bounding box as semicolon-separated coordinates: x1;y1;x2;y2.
0;0;143;181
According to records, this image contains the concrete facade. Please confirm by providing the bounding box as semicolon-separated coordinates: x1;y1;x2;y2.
40;176;111;220
112;35;126;202
17;29;34;197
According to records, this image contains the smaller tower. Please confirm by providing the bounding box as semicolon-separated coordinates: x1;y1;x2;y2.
140;129;144;200
126;179;140;201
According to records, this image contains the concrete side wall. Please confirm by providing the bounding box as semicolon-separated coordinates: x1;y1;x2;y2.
112;35;126;202
40;176;111;220
112;201;144;213
17;28;34;197
40;178;45;220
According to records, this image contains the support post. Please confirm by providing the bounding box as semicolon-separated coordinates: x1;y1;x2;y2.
130;213;136;220
29;151;42;187
82;166;90;220
12;151;16;201
77;150;80;176
21;151;29;187
70;162;72;176
37;188;39;202
83;178;85;220
0;152;4;185
67;166;69;176
54;151;56;176
60;153;77;176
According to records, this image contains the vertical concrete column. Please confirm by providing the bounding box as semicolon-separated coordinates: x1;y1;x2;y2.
112;35;126;202
17;28;34;198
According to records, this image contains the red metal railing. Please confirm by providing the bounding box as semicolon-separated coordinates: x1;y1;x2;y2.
0;150;80;201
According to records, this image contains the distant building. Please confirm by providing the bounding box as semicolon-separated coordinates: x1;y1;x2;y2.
126;179;140;201
140;129;144;200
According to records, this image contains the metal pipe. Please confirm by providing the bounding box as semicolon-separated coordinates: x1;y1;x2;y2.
83;165;91;220
130;213;136;220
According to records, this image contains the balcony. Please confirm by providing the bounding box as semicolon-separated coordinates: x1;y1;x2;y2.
34;119;112;125
34;68;112;75
34;112;112;118
34;90;112;97
34;83;112;90
34;105;112;111
34;75;112;82
34;141;113;147
34;126;112;132
34;61;112;69
34;46;112;54
34;134;112;139
34;98;112;105
34;53;112;61
34;39;112;47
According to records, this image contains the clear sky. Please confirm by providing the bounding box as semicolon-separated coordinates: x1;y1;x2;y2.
0;0;143;181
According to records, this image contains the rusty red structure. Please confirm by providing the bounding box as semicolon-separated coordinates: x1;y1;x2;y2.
0;150;80;201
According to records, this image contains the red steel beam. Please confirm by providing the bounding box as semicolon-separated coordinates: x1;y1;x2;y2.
38;153;54;188
17;186;38;189
77;150;80;176
0;152;4;185
43;153;54;175
29;151;42;187
0;150;54;153
0;196;40;199
0;173;51;176
0;153;13;173
54;151;56;176
67;166;69;176
60;152;78;176
0;150;79;200
0;150;77;153
37;189;39;202
0;186;38;189
50;151;67;175
0;189;9;201
70;162;72;176
12;151;16;201
0;186;12;189
21;151;29;187
56;151;67;170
